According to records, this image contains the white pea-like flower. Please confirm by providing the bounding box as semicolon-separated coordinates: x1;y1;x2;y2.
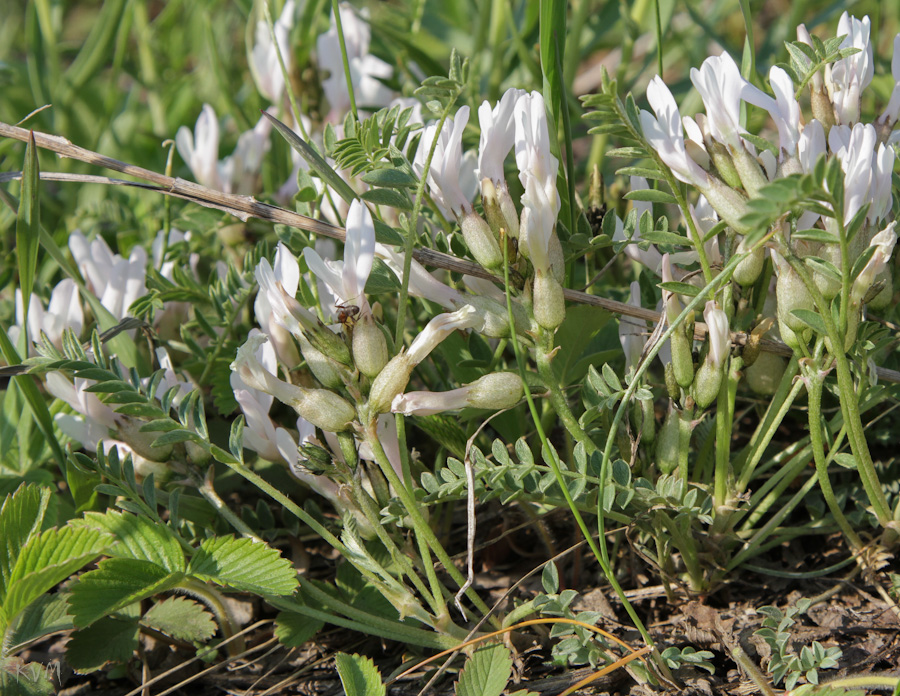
249;0;296;104
827;12;874;125
175;104;225;190
391;373;524;416
703;301;731;370
12;279;82;351
640;77;709;187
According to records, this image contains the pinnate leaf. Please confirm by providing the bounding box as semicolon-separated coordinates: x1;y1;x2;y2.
455;643;512;696
187;536;298;596
334;653;385;696
141;596;217;643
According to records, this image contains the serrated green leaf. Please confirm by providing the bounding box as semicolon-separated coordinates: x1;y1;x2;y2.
335;653;385;696
455;642;512;696
65;613;139;673
76;510;184;572
0;484;50;604
67;558;183;627
187;536;297;596
274;610;324;647
1;526;111;630
0;657;54;695
7;594;73;653
141;596;217;643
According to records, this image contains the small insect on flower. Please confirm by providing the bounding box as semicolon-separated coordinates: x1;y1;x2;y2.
336;301;360;327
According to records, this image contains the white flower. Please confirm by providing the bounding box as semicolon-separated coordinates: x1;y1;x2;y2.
253;243;302;364
879;35;900;125
155;348;193;407
375;244;463;309
69;231;146;322
703;301;731;369
852;222;897;302
12;279;82;351
406;305;482;365
47;373;119;451
249;0;296;104
303;199;375;313
219;114;273;195
317;3;393;120
231;329;277;414
391;373;523;416
255;255;318;342
691;52;751;150
478;88;526;185
175;104;225;190
413;106;475;219
518;171;557;274
828;123;894;225
743;66;802;158
640;77;709;187
514;91;560;210
827;12;874;125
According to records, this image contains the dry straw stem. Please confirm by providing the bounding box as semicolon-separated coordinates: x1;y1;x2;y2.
2;120;899;383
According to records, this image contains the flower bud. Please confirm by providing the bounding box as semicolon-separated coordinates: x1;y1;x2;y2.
707;140;742;189
368;354;414;415
298;334;344;389
352;313;389;379
461;211;503;270
532;272;566;330
292;388;356;432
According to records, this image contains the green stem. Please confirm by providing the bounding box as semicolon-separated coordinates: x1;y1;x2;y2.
805;364;864;550
349;476;444;618
535;338;597;454
178;577;244;655
712;356;742;529
500;238;657;652
734;356;801;491
362;425;497;624
329;0;357;119
778;239;892;526
394;101;457;347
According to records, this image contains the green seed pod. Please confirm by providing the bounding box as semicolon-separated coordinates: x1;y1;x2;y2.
866;269;893;311
665;361;680;401
299;334;344;389
656;408;680;475
670;325;695;389
733;244;765;287
693;358;723;410
776;263;816;333
292;388;356;433
466;372;524;410
744;351;786;396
